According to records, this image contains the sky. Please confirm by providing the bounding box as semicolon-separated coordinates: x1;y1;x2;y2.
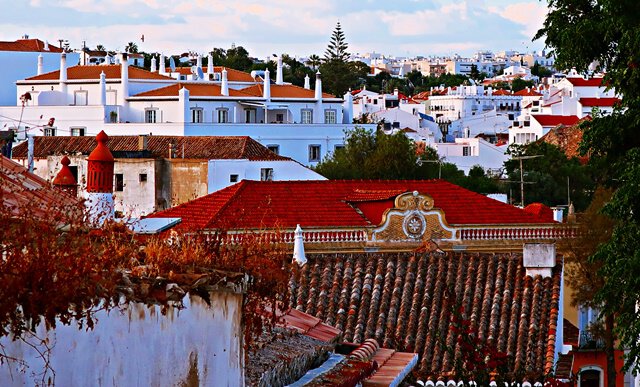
0;0;549;60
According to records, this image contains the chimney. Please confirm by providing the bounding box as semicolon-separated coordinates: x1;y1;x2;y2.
343;91;353;124
37;54;43;76
59;53;68;96
43;40;49;51
52;156;78;197
159;53;166;75
552;207;564;222
120;53;129;105
276;55;284;85
207;53;214;75
150;56;157;72
138;134;148;151
99;71;106;106
292;224;307;266
314;71;322;100
303;74;310;90
178;86;190;123
221;68;229;96
523;243;556;278
196;54;202;70
85;131;115;224
263;68;271;100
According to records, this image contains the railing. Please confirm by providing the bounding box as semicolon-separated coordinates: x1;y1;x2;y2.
458;225;578;241
579;331;605;350
209;229;368;245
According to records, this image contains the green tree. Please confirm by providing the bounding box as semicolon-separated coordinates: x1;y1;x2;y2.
124;42;138;53
536;0;640;378
324;22;349;62
95;44;105;52
531;61;553;78
469;64;480;81
307;54;321;71
510;78;535;92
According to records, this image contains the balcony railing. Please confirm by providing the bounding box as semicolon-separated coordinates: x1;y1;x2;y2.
458;225;578;241
579;331;605;350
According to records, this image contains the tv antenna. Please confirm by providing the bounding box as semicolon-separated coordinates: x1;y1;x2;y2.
511;154;543;206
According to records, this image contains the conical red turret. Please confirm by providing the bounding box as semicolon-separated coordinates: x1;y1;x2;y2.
86;131;114;193
52;155;77;197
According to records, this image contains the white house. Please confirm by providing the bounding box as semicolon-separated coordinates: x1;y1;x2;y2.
0;52;373;167
0;36;79;105
432;137;508;175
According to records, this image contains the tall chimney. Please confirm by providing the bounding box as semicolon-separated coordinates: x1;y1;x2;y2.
196;54;202;70
37;54;43;75
59;53;68;97
263;68;271;100
85;131;115;224
276;55;284;85
150;56;157;72
159;53;166;75
314;71;322;100
99;71;106;106
314;71;323;123
120;53;129;106
343;91;353;124
52;156;78;198
207;53;214;75
303;74;310;90
138;134;148;151
221;68;229;96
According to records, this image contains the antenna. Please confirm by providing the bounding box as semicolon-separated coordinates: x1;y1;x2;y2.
512;154;543;207
169;57;176;73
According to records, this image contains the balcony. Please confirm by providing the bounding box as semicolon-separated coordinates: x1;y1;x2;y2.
578;331;605;350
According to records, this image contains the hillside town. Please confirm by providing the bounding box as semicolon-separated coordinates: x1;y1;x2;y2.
1;1;640;386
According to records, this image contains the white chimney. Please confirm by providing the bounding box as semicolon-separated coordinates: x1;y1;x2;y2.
304;74;310;89
37;54;43;75
43;40;49;51
263;68;271;100
178;86;190;123
150;56;157;72
59;53;68;97
276;55;284;85
343;91;353;124
99;71;106;106
314;71;322;100
292;224;307;266
221;67;229;96
552;207;564;223
120;53;129;105
207;53;214;75
196;54;202;70
159;53;166;75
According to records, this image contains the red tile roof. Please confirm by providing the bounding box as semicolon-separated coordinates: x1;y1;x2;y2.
566;77;605;87
11;135;289;161
578;97;620;107
290;252;562;380
514;88;543;97
524;203;554;222
540;123;588;163
0;38;63;53
146;180;554;231
24;65;173;81
492;89;512;96
531;115;581;127
165;66;255;82
279;308;342;343
132;83;253;98
241;84;336;99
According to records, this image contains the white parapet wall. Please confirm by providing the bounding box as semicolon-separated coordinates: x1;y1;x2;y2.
0;290;244;387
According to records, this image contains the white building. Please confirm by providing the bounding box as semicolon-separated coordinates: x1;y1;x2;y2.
433;137;508;175
0;52;372;167
0;36;79;105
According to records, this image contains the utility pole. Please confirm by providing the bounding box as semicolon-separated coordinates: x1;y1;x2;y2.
511;155;542;206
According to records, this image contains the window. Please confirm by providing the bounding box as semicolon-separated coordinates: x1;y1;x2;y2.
145;109;157;123
267;145;280;155
245;109;256;123
191;108;203;123
114;174;124;192
334;144;345;152
260;168;274;181
275;113;284;123
463;146;470;156
217;108;229;123
44;127;56;136
229;174;239;183
70;127;85;136
301;109;313;124
74;90;88;106
324;109;336;124
139;173;147;183
308;145;321;162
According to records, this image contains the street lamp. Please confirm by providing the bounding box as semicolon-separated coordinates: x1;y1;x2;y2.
417;158;442;179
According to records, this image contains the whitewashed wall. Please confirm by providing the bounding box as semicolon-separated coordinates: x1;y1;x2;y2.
0;290;244;387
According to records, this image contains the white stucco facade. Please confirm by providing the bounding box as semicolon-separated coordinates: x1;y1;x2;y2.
433;137;508;175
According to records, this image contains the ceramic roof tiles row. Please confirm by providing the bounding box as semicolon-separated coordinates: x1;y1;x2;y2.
289;252;561;380
11;135;289;161
0;39;63;53
148;180;552;230
25;65;174;81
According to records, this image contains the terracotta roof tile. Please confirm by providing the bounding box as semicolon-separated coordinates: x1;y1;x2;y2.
24;65;173;81
492;89;513;96
241;84;336;99
290;252;562;380
0;39;63;53
579;97;620;107
566;77;605;87
147;180;553;231
531;115;581;127
132;82;253;97
12;135;289;161
165;66;255;82
539;122;587;162
514;89;543;97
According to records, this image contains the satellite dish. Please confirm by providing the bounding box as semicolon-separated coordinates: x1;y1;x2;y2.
197;66;204;80
169;57;176;73
191;65;199;79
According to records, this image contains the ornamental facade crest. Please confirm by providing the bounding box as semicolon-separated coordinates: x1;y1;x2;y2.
370;191;455;243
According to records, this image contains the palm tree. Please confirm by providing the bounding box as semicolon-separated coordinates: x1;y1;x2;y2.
124;42;138;53
96;44;105;52
308;54;321;71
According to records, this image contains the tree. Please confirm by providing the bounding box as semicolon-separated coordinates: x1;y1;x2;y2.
124;42;138;53
96;44;105;52
307;54;321;71
469;64;480;81
511;78;535;92
531;61;553;78
536;0;640;377
324;22;349;62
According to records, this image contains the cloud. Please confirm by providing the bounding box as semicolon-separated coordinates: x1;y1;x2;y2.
495;1;548;38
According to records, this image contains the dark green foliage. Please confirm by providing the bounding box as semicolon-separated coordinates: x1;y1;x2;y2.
324;22;349;62
206;45;255;72
531;61;553;78
510;78;535;92
504;142;594;209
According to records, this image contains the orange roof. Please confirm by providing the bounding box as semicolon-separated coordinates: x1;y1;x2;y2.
25;65;174;81
492;89;512;96
514;88;543;97
241;84;337;99
0;38;63;53
164;66;256;82
566;76;605;87
579;97;620;107
133;83;253;98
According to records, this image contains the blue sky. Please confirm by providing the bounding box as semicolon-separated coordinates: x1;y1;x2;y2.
0;0;549;59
